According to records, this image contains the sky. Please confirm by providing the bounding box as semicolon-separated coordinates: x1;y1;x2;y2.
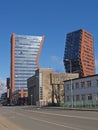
0;0;98;92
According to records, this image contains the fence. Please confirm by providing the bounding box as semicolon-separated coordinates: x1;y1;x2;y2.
60;100;98;108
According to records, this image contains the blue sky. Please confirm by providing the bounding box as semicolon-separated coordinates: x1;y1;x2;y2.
0;0;98;83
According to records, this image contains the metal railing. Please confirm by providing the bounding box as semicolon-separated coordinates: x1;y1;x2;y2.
60;100;98;108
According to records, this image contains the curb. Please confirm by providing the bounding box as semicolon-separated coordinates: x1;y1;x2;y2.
41;106;98;112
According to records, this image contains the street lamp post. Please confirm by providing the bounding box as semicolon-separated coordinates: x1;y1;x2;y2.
65;59;73;108
30;94;33;106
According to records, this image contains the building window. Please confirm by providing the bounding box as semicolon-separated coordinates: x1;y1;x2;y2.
87;80;91;87
75;82;79;89
81;82;85;88
81;94;85;101
76;95;80;101
72;83;74;89
96;80;98;87
66;84;70;90
73;96;75;101
67;96;70;101
96;93;98;100
88;93;92;100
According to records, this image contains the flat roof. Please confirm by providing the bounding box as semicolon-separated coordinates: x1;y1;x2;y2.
64;74;98;82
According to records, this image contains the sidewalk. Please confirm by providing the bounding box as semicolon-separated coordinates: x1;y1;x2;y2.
42;106;98;112
22;105;98;112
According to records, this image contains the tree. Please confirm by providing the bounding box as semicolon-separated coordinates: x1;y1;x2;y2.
0;80;6;96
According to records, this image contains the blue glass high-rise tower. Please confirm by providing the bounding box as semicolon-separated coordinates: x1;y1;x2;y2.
10;34;44;94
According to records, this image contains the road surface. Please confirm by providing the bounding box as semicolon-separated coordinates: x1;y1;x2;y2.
0;106;98;130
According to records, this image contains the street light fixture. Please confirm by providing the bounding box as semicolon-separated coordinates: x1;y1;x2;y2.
65;59;73;108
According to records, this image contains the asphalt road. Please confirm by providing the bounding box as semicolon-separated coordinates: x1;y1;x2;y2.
0;106;98;130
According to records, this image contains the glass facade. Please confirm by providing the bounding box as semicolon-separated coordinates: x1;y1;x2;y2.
64;30;81;60
64;30;81;74
14;34;43;91
64;29;95;77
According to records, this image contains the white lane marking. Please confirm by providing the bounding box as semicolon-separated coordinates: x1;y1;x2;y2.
2;108;98;121
7;110;85;130
29;116;84;130
9;116;16;119
26;109;98;121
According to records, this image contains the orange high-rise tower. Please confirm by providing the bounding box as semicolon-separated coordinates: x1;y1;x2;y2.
64;29;95;77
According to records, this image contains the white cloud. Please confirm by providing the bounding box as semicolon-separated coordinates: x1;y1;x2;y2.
50;56;65;72
51;56;63;65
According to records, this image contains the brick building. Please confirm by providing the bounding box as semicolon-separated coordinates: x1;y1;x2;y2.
27;68;79;106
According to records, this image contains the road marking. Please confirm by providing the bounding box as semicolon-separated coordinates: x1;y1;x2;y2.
9;116;16;119
29;116;84;130
7;110;85;130
5;108;98;121
26;109;98;121
3;108;98;130
0;114;23;130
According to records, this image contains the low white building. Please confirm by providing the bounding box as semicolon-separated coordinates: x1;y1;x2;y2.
64;74;98;107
